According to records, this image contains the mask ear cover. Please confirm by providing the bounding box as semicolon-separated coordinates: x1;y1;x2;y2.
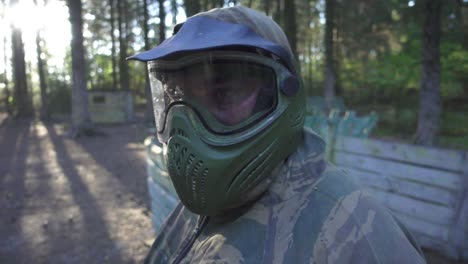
280;74;300;96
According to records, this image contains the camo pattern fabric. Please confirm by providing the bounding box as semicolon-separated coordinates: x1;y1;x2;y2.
144;128;426;264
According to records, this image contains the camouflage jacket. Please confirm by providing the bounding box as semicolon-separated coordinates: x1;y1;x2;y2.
144;128;426;264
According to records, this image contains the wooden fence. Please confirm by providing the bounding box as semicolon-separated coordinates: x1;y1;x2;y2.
145;135;468;260
332;136;468;260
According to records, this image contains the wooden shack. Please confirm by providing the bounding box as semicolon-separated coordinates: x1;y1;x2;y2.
88;90;133;123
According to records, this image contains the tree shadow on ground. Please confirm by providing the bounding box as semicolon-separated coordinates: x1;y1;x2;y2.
45;123;127;263
74;123;151;209
0;119;32;260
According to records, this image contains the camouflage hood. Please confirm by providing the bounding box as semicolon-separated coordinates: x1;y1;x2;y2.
144;129;426;263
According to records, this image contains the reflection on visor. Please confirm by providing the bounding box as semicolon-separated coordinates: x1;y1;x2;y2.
149;54;277;134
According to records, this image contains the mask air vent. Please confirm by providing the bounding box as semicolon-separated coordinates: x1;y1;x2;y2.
168;143;188;172
168;141;208;209
186;159;208;208
190;161;208;207
170;128;189;139
192;161;203;199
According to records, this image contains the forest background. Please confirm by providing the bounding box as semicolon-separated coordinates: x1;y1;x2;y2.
0;0;467;149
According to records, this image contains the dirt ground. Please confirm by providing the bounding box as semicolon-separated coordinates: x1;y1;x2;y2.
0;114;466;264
0;117;154;263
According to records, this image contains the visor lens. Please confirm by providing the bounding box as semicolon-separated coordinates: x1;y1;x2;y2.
149;56;276;133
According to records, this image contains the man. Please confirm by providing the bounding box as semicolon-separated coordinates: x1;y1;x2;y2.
129;6;426;264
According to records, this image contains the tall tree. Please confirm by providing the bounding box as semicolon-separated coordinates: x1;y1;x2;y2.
36;30;49;120
67;0;93;135
1;0;11;114
415;0;442;145
34;0;49;120
110;0;118;89
117;0;129;90
283;0;297;58
158;0;166;43
184;0;200;17
170;0;178;25
273;0;281;26
143;0;153;122
263;0;271;16
323;0;336;112
10;0;33;117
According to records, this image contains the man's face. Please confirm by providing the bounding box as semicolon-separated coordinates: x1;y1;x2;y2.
150;52;277;134
182;64;263;126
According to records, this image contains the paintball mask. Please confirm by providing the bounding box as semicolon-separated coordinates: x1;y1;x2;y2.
131;12;305;216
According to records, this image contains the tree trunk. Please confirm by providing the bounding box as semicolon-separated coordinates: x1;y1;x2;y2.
273;0;282;27
1;0;11;115
123;0;131;90
283;0;297;59
324;0;336;112
210;0;223;8
117;0;129;90
143;0;154;123
36;31;49;120
67;0;93;136
170;0;178;25
158;0;166;43
9;0;32;117
307;35;313;94
3;36;11;115
415;0;441;146
11;25;32;117
454;0;466;49
34;0;48;120
110;0;118;90
305;0;313;94
202;0;208;10
263;0;271;16
184;0;200;17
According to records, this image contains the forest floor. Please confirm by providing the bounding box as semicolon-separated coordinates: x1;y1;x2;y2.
0;116;154;263
0;114;465;264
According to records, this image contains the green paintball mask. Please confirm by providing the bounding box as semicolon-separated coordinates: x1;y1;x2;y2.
148;51;304;216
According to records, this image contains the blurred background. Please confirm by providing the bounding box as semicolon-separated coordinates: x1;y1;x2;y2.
0;0;467;263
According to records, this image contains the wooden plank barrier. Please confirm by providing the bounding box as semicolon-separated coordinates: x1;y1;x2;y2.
333;136;468;260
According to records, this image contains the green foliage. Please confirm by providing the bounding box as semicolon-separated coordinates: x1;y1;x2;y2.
439;136;468;150
441;110;468;136
88;54;116;90
366;51;419;94
440;42;468;98
372;107;468;150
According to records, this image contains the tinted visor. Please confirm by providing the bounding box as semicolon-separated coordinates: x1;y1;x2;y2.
148;52;277;134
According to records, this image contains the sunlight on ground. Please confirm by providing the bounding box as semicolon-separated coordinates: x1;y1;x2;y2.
1;121;152;263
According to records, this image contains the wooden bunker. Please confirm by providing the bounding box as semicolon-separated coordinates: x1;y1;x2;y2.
88;90;133;123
